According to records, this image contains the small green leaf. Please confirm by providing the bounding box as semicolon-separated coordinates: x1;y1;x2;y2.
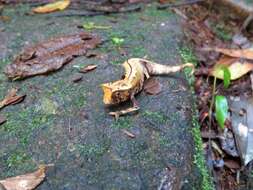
112;37;124;46
215;95;228;129
83;22;111;30
223;67;231;88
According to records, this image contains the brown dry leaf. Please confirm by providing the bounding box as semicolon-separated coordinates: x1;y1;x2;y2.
79;64;97;73
4;32;101;79
224;159;241;169
0;88;25;109
0;115;6;125
203;47;253;60
0;165;46;190
143;78;162;95
210;57;253;80
32;0;70;14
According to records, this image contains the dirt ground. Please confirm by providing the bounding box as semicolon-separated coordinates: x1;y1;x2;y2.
0;3;203;189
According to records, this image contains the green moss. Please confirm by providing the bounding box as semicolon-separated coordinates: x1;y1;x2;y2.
111;117;132;129
77;142;110;158
142;110;166;124
6;151;29;168
179;46;214;190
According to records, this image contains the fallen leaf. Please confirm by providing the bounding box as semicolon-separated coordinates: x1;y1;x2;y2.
143;78;162;95
203;47;253;60
210;57;253;80
4;33;101;79
0;88;25;109
219;129;239;157
0;165;46;190
224;159;241;169
32;0;70;14
215;95;228;129
71;73;83;83
122;129;135;138
231;97;253;165
0;115;6;125
79;64;97;73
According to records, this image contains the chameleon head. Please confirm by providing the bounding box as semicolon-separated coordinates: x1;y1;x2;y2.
101;81;131;105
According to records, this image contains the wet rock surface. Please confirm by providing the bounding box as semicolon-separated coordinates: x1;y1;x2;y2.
0;4;201;189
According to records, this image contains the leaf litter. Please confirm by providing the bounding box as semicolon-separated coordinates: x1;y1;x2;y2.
180;1;253;188
4;32;101;79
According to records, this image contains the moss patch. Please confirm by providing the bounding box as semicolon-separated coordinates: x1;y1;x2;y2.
179;46;214;190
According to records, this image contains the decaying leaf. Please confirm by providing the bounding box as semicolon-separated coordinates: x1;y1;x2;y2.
210;57;253;80
4;32;101;79
143;77;162;95
203;47;253;60
231;97;253;165
0;88;25;109
219;129;239;157
224;159;241;170
79;64;97;73
0;165;46;190
32;0;70;14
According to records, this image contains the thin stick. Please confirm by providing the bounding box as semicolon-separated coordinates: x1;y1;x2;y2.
157;0;205;10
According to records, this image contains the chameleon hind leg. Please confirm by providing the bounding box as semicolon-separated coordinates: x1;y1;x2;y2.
109;94;140;120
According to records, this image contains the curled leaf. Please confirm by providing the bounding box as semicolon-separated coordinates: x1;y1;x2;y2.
203;47;253;60
32;0;70;14
215;95;228;129
0;165;46;190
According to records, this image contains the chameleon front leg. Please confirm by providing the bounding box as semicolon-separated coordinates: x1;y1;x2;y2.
109;93;140;120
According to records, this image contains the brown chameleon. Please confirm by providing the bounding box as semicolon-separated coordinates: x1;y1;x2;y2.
101;58;194;117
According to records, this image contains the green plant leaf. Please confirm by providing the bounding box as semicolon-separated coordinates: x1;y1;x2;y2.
223;67;231;88
215;95;228;129
112;37;124;46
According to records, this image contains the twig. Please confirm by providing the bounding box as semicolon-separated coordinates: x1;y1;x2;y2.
207;77;217;172
157;0;205;10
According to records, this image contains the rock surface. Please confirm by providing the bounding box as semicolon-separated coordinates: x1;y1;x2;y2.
0;4;201;189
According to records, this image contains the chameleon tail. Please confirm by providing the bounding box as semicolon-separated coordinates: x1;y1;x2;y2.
143;59;195;75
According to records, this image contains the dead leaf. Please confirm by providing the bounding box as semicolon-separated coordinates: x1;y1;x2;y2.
122;129;135;138
224;159;241;169
231;97;253;165
210;56;253;80
0;88;25;109
71;73;83;83
32;0;70;14
0;115;6;125
79;64;97;73
4;32;101;79
203;47;253;60
143;78;162;95
0;165;46;190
